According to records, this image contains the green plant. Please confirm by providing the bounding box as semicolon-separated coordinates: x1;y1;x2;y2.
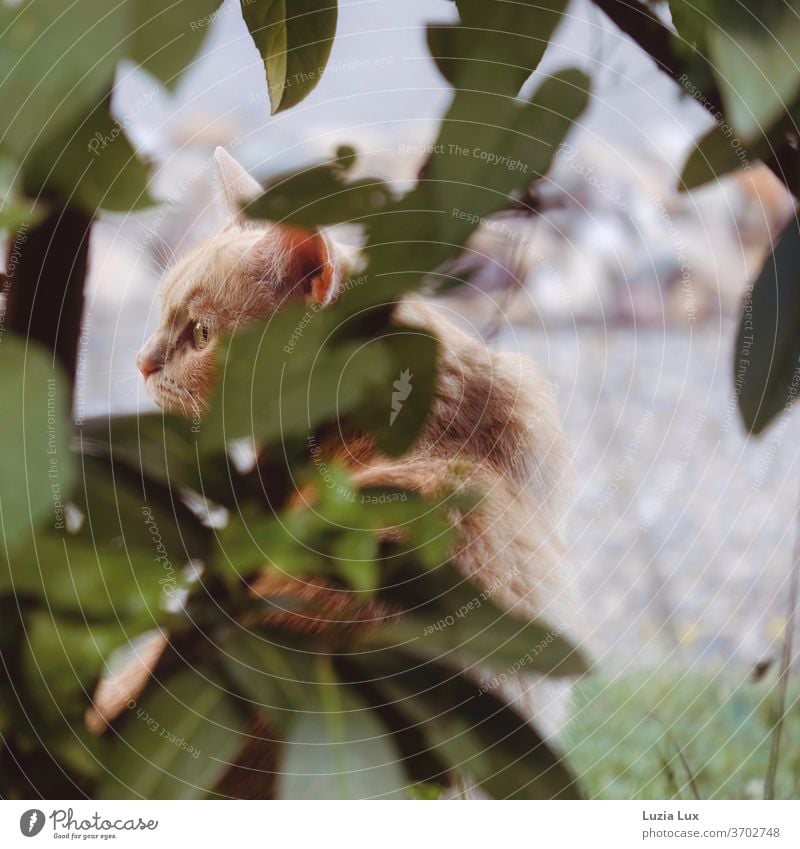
0;0;589;799
563;668;800;800
4;0;797;803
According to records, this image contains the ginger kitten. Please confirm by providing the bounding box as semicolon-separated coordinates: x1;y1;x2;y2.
90;148;576;797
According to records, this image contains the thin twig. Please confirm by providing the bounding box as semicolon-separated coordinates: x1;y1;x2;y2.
485;236;527;343
764;489;800;799
659;747;683;800
665;728;701;800
649;711;702;800
588;0;713;101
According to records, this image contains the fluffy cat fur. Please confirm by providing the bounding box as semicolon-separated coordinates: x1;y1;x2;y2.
88;148;575;797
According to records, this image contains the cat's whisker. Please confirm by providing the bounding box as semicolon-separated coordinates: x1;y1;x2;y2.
145;229;178;270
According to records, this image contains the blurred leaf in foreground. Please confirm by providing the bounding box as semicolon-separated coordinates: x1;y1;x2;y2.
0;335;76;555
735;216;800;434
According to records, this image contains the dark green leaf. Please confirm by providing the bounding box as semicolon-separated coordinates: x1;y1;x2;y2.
350;328;439;456
245;152;392;227
0;335;76;556
679;103;799;192
220;628;317;734
48;723;105;781
347;651;581;799
197;306;393;451
427;0;567;95
0;0;128;160
276;686;407;799
3;528;181;625
706;1;800;142
77;411;256;512
241;0;338;114
78;412;202;493
735;216;800;433
76;454;210;565
365;562;587;677
0;155;42;232
128;0;220;87
669;0;719;51
23;612;130;724
680;124;753;190
25;101;153;214
96;664;247;799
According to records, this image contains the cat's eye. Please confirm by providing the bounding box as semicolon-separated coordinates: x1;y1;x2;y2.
193;322;211;350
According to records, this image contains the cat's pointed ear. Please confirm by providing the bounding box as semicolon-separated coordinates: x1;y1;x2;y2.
248;226;345;306
282;227;342;306
214;146;262;224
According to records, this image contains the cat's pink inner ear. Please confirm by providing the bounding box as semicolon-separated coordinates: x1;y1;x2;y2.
282;227;337;305
214;146;263;222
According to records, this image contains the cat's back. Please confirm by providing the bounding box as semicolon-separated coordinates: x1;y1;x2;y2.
396;296;571;520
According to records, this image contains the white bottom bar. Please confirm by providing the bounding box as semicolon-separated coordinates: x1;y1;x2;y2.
2;801;798;848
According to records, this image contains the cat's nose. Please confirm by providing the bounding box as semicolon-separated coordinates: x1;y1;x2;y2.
136;350;161;379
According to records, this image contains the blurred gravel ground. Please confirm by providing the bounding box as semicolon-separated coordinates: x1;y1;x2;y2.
507;319;800;674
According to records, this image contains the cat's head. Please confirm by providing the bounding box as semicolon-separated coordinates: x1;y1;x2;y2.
136;148;344;417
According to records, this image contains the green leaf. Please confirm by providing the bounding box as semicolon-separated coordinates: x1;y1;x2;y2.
245;149;392;228
365;562;587;677
348;69;590;311
679;105;798;192
0;0;129;160
0;334;76;556
331;531;379;594
212;467;458;590
427;70;589;235
345;651;581;799
96;664;247;799
198;300;437;461
79;412;202;492
3;449;207;616
2;529;181;625
276;687;408;799
351;329;439;457
75;454;210;565
680;124;752;190
706;1;800;142
25;101;153;214
244;32;588;316
48;723;105;781
77;411;255;512
735;216;800;433
0;155;42;232
23;612;130;724
241;0;338;114
220;628;318;734
197;305;393;451
668;0;719;50
214;511;323;582
127;0;220;87
427;0;567;95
